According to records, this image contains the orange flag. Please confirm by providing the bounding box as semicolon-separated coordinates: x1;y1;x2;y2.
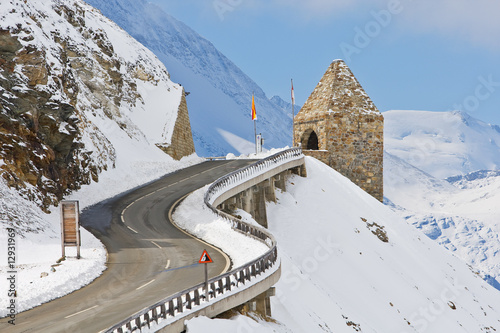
251;94;257;120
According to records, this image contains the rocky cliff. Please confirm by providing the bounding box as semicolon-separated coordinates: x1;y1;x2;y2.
0;0;191;212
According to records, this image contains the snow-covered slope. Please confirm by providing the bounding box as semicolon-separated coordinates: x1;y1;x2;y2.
0;0;189;213
0;0;201;315
385;151;500;291
384;110;500;179
270;95;301;117
86;0;293;156
184;157;500;332
384;110;500;292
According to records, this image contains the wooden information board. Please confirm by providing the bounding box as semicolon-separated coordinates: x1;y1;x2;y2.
60;200;80;259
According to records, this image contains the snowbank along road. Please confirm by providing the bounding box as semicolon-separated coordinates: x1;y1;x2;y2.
1;160;255;333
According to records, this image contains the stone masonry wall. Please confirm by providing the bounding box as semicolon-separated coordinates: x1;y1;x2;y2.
327;111;383;201
295;112;384;201
158;90;196;160
294;60;384;202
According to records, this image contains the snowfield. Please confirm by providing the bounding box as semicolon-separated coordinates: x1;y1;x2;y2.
385;151;500;291
384;110;500;292
184;157;500;332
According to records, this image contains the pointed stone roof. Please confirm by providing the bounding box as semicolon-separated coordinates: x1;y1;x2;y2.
296;59;379;120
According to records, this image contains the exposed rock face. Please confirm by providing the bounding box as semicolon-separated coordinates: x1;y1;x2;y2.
0;0;189;211
294;60;384;201
0;28;86;210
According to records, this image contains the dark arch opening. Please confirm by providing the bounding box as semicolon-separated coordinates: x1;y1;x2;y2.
306;131;319;150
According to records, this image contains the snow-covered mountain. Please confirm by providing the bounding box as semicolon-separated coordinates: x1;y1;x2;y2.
0;0;201;313
181;157;500;332
85;0;293;156
270;95;301;117
385;152;500;289
384;110;500;179
0;0;193;215
384;110;500;292
3;0;500;329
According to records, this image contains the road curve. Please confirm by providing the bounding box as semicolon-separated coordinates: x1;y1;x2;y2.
1;160;255;333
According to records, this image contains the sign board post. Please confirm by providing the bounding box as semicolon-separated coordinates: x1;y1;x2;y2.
198;249;213;301
256;134;262;153
60;200;81;259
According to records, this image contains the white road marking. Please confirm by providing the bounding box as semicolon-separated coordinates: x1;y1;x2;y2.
136;279;155;290
127;226;138;234
64;305;98;319
121;162;232;225
150;241;162;249
120;162;235;277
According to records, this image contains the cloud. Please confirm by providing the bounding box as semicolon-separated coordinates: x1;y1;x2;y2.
266;0;500;50
400;0;500;49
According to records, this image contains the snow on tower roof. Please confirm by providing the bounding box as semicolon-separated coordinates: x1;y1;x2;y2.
297;59;380;118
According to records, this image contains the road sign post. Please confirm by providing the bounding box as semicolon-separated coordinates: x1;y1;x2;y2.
60;200;81;259
198;249;213;302
204;263;208;301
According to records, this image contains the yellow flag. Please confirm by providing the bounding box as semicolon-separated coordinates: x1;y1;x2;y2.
251;94;257;121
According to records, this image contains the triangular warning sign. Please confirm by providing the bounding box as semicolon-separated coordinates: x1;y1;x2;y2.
198;249;213;264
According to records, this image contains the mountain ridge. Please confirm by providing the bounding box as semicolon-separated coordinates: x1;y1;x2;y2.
86;0;293;156
384;109;500;179
0;0;186;213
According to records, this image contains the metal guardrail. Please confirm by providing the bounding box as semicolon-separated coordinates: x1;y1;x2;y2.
205;156;226;161
205;148;303;205
105;148;303;333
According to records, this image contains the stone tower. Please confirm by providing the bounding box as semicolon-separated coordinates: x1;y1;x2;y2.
293;59;384;201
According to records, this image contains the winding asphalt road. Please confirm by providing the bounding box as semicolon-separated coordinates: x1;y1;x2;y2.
1;159;255;333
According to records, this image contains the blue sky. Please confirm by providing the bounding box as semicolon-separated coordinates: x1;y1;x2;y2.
150;0;500;126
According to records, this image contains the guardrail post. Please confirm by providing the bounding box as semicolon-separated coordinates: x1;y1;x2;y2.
168;300;175;316
186;292;192;309
177;296;183;313
194;289;200;305
218;279;223;295
152;307;158;323
210;282;216;298
160;303;166;318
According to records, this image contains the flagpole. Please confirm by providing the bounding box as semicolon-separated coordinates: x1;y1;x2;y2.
254;119;257;154
252;92;257;154
292;81;295;147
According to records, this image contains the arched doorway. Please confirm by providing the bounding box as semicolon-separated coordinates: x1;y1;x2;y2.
301;129;319;150
307;131;319;150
